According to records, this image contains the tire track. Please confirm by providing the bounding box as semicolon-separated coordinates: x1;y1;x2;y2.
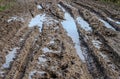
72;1;120;31
22;13;92;79
5;27;39;79
59;1;120;78
71;2;120;67
58;2;103;78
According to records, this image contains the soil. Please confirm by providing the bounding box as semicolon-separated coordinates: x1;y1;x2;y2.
0;0;120;79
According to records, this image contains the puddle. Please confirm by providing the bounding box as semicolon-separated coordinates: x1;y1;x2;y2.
29;70;46;79
29;14;46;32
58;4;85;61
42;47;60;53
42;47;53;53
92;40;102;49
2;47;19;68
37;5;42;9
29;14;58;32
7;16;24;23
99;19;115;30
99;52;108;59
58;4;65;12
107;17;120;25
49;40;55;44
38;55;47;64
77;17;92;31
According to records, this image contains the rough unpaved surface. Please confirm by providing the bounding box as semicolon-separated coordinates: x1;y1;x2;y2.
0;0;120;79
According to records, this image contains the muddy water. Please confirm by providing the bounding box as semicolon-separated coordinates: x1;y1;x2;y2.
7;16;24;23
28;14;46;32
58;4;85;62
75;14;104;78
0;47;20;77
29;14;58;32
29;70;46;79
107;17;120;25
37;5;42;9
99;18;115;30
2;47;20;68
58;5;103;78
76;17;92;31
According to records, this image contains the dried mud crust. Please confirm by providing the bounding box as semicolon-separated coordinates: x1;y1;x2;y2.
0;0;120;79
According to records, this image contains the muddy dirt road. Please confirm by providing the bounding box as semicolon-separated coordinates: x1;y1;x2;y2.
0;0;120;79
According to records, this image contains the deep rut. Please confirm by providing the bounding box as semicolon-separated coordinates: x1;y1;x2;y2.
59;2;104;78
72;1;120;31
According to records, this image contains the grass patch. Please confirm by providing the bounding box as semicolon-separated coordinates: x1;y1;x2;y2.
100;0;120;5
0;0;16;11
0;5;8;11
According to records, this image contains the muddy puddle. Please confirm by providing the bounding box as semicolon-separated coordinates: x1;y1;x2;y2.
107;17;120;25
58;4;85;61
99;18;115;30
76;17;92;31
